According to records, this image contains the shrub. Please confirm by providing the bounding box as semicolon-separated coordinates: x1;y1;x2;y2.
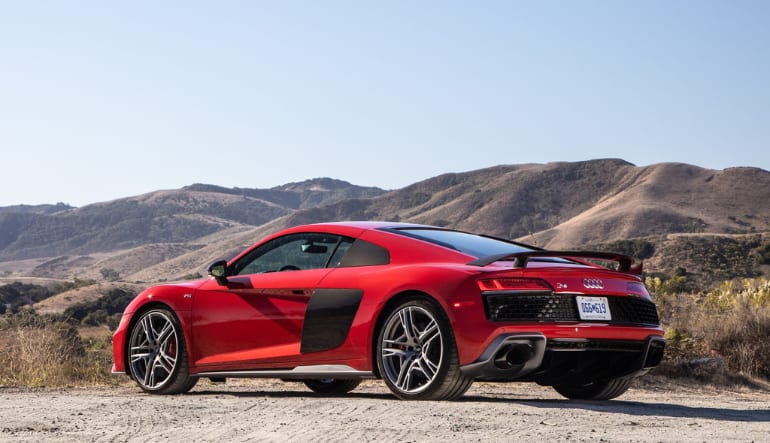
0;311;118;387
655;278;770;380
708;304;770;378
64;287;136;328
100;268;120;282
645;275;689;296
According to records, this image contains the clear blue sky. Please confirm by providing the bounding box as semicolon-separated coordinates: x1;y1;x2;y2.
1;1;768;207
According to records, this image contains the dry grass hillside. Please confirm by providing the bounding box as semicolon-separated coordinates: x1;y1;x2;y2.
0;160;767;299
532;164;769;249
0;179;384;261
280;160;769;249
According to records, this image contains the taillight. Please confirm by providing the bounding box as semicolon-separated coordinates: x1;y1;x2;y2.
626;281;651;298
477;277;554;291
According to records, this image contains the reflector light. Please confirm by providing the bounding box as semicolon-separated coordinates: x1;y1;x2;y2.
477;278;553;291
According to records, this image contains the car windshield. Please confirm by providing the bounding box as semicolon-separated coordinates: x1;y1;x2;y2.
388;228;535;258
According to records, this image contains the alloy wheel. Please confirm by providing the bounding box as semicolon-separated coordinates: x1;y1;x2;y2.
380;305;443;394
129;310;180;390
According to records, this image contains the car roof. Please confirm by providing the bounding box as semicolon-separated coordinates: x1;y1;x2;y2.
307;221;439;231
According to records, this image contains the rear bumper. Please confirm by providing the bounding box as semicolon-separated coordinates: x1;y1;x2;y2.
460;333;665;383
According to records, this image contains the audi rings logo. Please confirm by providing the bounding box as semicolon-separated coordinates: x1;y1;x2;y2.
583;278;604;289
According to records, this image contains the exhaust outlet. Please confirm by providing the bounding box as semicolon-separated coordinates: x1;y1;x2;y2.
493;343;534;369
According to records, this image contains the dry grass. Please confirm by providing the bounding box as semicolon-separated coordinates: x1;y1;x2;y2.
657;278;770;380
0;313;118;387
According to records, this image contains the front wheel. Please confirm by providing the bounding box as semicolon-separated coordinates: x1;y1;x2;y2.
552;378;633;400
376;298;473;400
128;308;197;394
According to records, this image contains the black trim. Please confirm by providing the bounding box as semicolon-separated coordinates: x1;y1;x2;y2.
460;333;546;379
379;227;460;251
469;250;642;274
300;289;364;353
461;335;665;382
338;239;390;267
482;292;660;326
530;336;665;385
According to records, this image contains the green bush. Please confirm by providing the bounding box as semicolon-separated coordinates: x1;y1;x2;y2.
64;287;136;328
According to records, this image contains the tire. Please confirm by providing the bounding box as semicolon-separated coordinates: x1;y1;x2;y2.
303;379;362;395
376;297;473;400
128;308;198;394
552;377;633;400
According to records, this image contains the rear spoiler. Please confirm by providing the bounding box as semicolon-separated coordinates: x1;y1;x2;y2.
467;250;643;275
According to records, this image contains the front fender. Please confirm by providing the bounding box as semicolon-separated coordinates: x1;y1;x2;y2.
112;280;205;374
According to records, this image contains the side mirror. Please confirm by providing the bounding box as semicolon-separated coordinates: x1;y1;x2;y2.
208;260;229;285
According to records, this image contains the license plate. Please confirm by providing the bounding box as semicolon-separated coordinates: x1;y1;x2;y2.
576;296;612;321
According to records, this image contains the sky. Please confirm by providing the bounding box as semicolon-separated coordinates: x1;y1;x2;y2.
1;1;768;207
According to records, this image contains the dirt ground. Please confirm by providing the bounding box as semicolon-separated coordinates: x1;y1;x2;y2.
1;378;769;442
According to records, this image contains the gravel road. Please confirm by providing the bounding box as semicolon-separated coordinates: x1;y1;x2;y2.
1;379;769;442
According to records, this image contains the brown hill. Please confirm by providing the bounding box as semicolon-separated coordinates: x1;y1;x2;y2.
0;160;766;303
0;179;385;261
281;160;769;248
532;163;770;248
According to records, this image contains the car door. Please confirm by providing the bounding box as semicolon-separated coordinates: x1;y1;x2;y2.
190;233;347;370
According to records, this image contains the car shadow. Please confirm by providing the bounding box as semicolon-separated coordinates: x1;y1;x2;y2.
188;389;395;401
459;395;770;422
187;389;770;423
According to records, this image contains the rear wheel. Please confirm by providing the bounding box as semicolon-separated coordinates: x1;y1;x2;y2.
303;379;362;395
376;298;473;400
552;378;633;400
128;308;198;394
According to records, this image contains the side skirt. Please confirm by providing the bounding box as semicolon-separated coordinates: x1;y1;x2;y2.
195;364;375;380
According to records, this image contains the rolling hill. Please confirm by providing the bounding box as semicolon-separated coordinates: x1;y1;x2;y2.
1;159;768;309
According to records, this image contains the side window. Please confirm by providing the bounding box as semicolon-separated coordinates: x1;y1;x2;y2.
338;239;390;267
328;238;355;268
232;233;343;275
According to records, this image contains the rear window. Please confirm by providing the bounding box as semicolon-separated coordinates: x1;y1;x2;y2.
385;228;535;258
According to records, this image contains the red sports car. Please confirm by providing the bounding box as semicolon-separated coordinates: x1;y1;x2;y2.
112;222;664;400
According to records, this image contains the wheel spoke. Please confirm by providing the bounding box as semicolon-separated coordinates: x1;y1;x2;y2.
130;352;151;364
382;347;409;359
396;358;416;390
157;351;176;373
157;322;174;344
418;320;439;344
142;315;156;344
144;358;156;386
418;353;438;379
382;337;409;359
398;308;417;341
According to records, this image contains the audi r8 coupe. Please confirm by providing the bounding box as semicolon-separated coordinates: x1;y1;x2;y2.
112;221;664;400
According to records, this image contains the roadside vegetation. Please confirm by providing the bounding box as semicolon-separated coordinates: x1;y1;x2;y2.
0;285;130;387
0;311;116;387
650;275;770;382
